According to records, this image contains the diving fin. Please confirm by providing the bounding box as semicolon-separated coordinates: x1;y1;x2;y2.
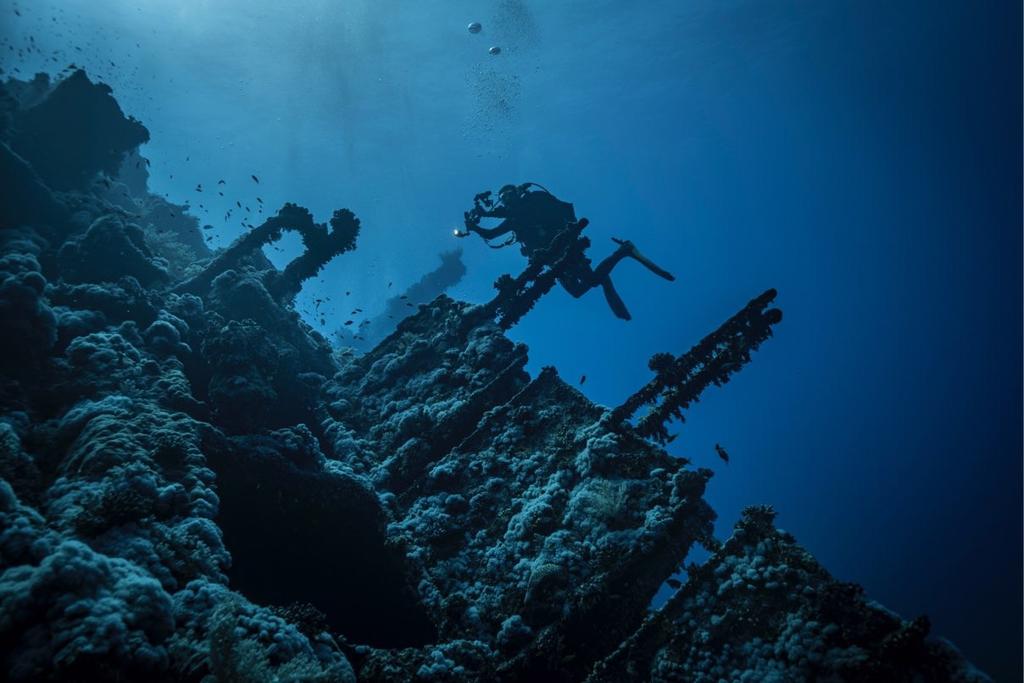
612;238;676;281
601;278;632;321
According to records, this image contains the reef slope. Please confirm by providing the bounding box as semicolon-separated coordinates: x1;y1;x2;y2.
0;71;989;682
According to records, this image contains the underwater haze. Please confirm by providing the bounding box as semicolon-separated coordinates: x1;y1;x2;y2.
1;0;1021;680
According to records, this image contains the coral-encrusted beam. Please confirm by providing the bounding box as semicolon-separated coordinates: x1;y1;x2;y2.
613;289;782;443
483;221;590;329
173;203;360;302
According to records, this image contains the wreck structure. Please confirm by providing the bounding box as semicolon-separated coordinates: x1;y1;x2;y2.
0;71;989;682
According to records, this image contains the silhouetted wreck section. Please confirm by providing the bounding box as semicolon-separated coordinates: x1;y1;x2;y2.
482;222;590;329
0;69;146;228
174;203;360;301
335;249;466;351
613;289;782;443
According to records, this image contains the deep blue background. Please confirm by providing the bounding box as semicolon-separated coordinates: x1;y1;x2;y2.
2;1;1020;678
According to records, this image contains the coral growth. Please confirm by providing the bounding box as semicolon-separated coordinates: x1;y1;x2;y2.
589;506;990;683
175;203;360;304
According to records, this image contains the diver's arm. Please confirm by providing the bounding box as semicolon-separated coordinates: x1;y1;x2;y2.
472;205;510;221
459;208;514;239
468;221;514;240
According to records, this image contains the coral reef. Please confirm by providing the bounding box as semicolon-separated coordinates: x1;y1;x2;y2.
0;70;989;682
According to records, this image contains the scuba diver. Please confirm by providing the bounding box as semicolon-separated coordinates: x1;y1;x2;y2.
454;183;675;320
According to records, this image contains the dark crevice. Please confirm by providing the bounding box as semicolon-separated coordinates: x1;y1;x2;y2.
207;438;437;648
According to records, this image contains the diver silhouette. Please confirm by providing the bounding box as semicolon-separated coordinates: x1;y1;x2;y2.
456;183;675;320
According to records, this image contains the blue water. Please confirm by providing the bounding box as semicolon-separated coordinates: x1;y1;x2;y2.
3;1;1019;677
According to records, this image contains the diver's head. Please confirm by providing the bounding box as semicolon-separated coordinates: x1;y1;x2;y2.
498;184;520;206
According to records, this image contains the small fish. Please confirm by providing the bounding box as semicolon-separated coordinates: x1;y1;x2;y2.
666;578;682;590
217;179;225;185
387;281;393;288
579;374;586;385
195;184;202;192
714;443;730;465
251;174;259;183
344;320;354;326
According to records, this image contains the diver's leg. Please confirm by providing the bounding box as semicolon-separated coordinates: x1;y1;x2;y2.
558;272;590;298
607;238;676;281
601;277;632;321
591;242;634;281
557;258;631;319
